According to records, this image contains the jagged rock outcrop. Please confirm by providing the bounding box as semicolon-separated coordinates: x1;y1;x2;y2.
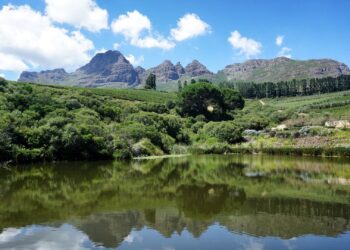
146;60;180;83
19;50;139;87
175;62;185;76
18;50;350;88
184;60;213;77
73;50;139;86
219;57;350;83
19;68;68;84
135;66;146;75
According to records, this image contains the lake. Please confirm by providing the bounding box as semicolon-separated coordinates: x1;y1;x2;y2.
0;154;350;250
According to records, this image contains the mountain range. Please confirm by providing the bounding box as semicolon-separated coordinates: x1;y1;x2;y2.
18;50;350;89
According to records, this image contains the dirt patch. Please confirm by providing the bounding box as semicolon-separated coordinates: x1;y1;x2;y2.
294;136;332;147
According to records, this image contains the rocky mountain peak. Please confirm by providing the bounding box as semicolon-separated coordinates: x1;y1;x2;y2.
185;60;213;77
220;57;350;83
78;50;128;75
274;57;292;63
19;68;68;83
18;50;350;88
146;60;179;82
135;66;146;75
175;62;185;76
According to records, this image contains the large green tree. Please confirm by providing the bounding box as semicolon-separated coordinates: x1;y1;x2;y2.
178;82;244;121
145;73;156;90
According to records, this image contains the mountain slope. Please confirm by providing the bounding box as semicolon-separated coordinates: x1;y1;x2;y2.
19;50;139;88
18;50;350;88
218;57;350;83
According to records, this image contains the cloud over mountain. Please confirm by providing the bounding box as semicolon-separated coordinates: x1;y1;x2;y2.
45;0;108;32
0;4;94;72
228;31;262;58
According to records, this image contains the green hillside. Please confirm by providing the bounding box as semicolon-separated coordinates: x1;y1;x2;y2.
0;78;349;163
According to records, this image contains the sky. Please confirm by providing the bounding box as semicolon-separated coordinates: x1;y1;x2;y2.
0;0;349;80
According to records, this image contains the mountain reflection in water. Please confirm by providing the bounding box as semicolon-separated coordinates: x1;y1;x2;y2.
0;155;350;249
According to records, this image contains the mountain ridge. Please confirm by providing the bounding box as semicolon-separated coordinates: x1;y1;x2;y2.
18;50;350;88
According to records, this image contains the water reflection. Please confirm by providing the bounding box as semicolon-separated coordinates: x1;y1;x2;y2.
0;155;350;249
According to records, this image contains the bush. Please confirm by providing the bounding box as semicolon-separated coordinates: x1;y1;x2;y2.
191;121;205;133
178;82;226;121
178;82;244;121
131;138;163;157
190;143;234;154
125;112;189;143
138;102;169;114
235;116;270;130
0;77;7;86
200;121;243;144
298;126;333;137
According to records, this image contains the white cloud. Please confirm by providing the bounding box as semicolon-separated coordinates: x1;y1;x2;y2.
123;232;143;244
0;73;5;78
95;48;107;54
111;10;151;39
170;13;210;41
131;36;175;50
125;54;144;66
0;228;21;243
276;35;284;46
228;30;262;58
111;10;175;50
0;52;28;72
278;47;292;58
0;225;90;250
113;43;121;50
45;0;108;32
0;4;94;72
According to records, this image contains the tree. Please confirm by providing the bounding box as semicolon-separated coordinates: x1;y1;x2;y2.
178;82;244;121
145;73;156;89
178;80;183;92
221;88;245;110
190;79;196;84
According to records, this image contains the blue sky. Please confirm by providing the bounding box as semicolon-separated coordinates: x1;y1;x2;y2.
0;0;349;80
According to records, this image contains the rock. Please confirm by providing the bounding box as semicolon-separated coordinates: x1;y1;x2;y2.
243;129;261;136
19;50;139;86
175;62;185;76
219;57;350;83
135;66;146;75
143;60;180;84
19;68;68;84
325;120;350;129
271;124;287;131
184;60;213;77
18;52;350;88
77;50;139;85
326;177;350;185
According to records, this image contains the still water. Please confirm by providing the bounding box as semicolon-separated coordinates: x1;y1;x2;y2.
0;155;350;250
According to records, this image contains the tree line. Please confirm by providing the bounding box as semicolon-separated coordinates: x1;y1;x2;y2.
219;75;350;98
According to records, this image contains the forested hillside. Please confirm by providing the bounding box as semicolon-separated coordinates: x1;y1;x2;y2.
0;79;244;162
221;75;350;98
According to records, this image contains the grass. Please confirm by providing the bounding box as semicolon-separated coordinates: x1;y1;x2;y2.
13;81;177;104
238;90;350;126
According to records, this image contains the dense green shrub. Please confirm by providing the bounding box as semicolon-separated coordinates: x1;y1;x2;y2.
137;102;169;114
200;121;243;144
131;138;163;157
190;143;234;154
125;112;190;143
235;116;270;130
221;88;245;110
178;82;244;121
178;82;226;121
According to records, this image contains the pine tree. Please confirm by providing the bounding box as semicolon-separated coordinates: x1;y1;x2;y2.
145;73;156;90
